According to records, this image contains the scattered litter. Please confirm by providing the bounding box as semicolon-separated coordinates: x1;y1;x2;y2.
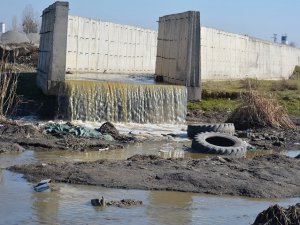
34;179;51;192
91;196;106;207
45;122;102;138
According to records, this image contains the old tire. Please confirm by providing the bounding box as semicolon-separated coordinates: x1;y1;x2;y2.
191;132;247;155
187;123;235;139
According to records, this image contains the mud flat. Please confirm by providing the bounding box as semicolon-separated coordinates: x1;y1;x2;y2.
9;154;300;199
0;122;135;153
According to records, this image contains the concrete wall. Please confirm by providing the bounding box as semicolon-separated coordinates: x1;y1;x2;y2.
155;11;201;100
201;26;300;80
37;2;158;94
37;1;69;94
66;16;157;75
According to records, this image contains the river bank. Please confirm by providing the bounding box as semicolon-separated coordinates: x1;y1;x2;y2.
1;110;299;200
8;153;300;198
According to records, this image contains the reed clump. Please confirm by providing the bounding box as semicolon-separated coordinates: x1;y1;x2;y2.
226;90;296;130
0;47;19;121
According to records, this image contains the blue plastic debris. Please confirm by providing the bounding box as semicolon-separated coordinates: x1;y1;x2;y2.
34;179;51;192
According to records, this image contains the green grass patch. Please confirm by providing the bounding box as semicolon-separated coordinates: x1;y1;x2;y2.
189;79;300;116
188;98;240;111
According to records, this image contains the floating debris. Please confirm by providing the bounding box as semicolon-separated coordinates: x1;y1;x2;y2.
33;179;51;192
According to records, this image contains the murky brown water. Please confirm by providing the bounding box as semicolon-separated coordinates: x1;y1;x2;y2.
1;141;299;225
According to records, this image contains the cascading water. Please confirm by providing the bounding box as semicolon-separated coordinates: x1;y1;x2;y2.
59;80;187;123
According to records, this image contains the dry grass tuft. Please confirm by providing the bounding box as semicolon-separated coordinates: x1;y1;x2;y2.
0;47;20;120
239;78;260;90
226;90;296;130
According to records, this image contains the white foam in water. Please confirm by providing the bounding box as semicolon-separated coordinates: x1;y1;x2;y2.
73;120;189;142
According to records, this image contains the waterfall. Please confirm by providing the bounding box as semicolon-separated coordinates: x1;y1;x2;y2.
59;80;187;123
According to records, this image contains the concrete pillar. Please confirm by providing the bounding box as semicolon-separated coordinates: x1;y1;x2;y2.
155;11;201;100
37;1;69;95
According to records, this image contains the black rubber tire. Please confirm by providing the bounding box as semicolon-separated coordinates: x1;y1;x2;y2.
187;123;235;139
191;132;247;155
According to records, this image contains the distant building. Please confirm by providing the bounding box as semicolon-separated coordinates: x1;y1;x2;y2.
0;22;5;33
281;35;288;45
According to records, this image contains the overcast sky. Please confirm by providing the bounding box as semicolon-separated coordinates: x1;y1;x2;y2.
0;0;299;45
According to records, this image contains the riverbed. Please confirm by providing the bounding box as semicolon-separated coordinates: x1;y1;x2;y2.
1;139;299;225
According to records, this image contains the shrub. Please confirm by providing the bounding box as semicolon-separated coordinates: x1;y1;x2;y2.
270;80;299;91
0;49;19;120
239;78;260;90
226;90;295;129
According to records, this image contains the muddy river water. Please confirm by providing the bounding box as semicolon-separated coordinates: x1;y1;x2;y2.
0;124;299;225
0;66;297;223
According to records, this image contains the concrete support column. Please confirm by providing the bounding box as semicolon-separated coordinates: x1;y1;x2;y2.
155;11;201;100
37;1;69;94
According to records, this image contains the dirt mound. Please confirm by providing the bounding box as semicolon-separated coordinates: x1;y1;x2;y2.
186;109;230;123
9;154;300;198
0;142;25;154
0;124;44;139
1;31;29;44
253;203;300;225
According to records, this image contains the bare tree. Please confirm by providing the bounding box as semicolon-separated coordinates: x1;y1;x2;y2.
12;16;18;31
22;4;39;34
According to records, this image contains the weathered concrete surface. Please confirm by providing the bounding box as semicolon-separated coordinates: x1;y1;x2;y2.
9;154;300;198
201;26;300;80
66;16;157;74
37;1;69;94
155;11;201;100
37;2;158;95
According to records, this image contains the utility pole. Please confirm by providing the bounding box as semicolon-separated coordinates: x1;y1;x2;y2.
272;34;277;43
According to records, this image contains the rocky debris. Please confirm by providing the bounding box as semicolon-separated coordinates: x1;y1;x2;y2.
91;197;143;208
99;122;120;138
9;154;300;198
107;199;143;208
0;142;25;154
252;203;300;225
236;128;300;150
99;121;136;143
